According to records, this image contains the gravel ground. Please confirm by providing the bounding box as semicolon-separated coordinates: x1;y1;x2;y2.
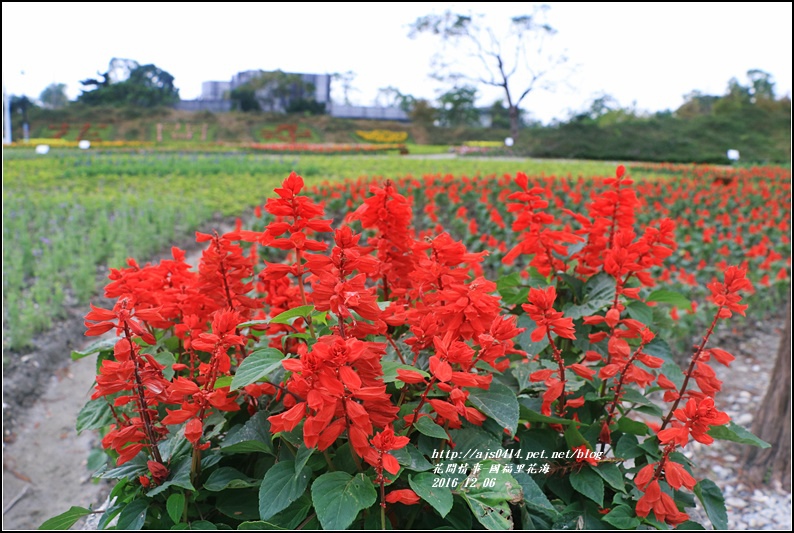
680;313;791;530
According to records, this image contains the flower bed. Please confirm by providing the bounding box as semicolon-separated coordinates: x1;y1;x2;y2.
249;142;408;154
44;166;775;530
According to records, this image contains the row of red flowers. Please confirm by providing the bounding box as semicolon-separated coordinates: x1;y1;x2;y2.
49;166;766;530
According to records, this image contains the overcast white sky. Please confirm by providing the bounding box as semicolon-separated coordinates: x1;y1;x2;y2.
2;2;791;124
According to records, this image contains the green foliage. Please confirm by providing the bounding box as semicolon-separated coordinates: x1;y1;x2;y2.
39;83;69;109
437;85;480;127
76;60;179;108
231;70;319;114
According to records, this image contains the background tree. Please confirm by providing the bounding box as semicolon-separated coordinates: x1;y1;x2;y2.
10;94;34;140
488;99;511;129
676;91;721;119
78;58;179;107
374;86;416;112
231;70;318;113
741;298;791;491
436;85;480;127
331;70;358;106
408;99;437;126
408;5;567;140
39;83;68;109
229;86;261;112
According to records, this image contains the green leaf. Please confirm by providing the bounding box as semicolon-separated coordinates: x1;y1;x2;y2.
602;504;641;529
237;521;288;530
675;520;707;530
468;381;519;436
517;315;550;356
615;433;645;459
645;338;675;364
218;489;260;520
584;272;617;302
263;494;312;529
76;397;114;433
166;493;185;524
231;349;284;390
594;462;625;493
97;453;148;480
459;461;522;528
497;272;530;305
617;416;649;436
647;289;692;309
409;472;453;517
448;426;502;459
565;294;614;320
204;467;259;491
518;397;576;426
660;361;685;389
694;479;728;530
626;301;654;326
459;463;522;529
564;272;615;319
513;472;556;514
214;375;233;389
269;305;314;325
444;498;473;530
391;444;433;472
116;499;149;530
238;319;269;328
153;351;177;380
563;424;588;448
570;466;604;506
414;416;449;440
38;506;92;530
707;422;770;448
311;310;329;326
462;494;513;530
188;520;217;529
311;472;377;531
221;411;273;454
258;460;312;520
71;337;117;361
294;444;314;474
147;457;195;497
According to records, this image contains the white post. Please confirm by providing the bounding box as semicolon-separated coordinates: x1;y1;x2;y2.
2;85;11;144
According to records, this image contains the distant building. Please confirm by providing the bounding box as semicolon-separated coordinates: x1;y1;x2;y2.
178;70;406;121
200;81;230;100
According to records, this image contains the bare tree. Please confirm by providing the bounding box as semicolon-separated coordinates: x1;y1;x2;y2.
332;71;358;106
741;297;791;491
408;5;567;141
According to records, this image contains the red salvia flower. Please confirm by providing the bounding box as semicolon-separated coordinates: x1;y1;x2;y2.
522;287;576;342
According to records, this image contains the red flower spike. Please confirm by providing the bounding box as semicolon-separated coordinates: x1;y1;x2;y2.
385;489;420;505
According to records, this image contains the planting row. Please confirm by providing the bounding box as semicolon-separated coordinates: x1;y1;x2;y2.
47;168;776;530
1;152;615;352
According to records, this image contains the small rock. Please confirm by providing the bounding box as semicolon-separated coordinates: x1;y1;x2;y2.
751;364;761;372
725;497;747;509
736;413;753;425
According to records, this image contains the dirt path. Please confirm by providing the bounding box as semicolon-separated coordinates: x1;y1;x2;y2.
2;216;236;530
2;354;109;529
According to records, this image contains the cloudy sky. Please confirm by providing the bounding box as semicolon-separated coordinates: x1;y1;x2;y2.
2;2;791;124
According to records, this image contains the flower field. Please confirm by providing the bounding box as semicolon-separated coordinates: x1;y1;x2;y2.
24;152;789;530
2;152;616;352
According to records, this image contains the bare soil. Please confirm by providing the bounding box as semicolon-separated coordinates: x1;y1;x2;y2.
2;213;236;530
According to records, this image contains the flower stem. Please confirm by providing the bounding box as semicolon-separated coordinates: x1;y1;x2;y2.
659;308;722;431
